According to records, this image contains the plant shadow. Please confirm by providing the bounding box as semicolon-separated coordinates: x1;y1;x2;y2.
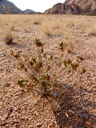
49;84;96;128
8;42;26;49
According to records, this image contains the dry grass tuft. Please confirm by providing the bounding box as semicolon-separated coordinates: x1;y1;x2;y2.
3;30;13;44
86;24;96;36
51;21;61;30
41;24;52;36
9;23;15;31
33;18;41;25
65;18;75;27
59;41;73;52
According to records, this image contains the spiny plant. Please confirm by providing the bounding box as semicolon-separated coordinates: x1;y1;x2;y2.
63;57;85;73
10;38;86;116
78;67;86;74
63;59;72;67
76;55;84;62
71;62;79;70
10;38;57;97
10;39;86;96
9;50;20;58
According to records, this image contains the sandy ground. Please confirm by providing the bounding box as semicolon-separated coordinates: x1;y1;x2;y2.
0;15;96;128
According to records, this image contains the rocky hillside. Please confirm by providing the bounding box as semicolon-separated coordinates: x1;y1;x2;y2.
45;0;96;15
0;0;22;14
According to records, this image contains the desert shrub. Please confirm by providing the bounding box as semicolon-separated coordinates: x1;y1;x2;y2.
10;39;86;96
10;38;86;116
86;13;95;16
4;31;13;44
10;38;57;97
33;19;40;25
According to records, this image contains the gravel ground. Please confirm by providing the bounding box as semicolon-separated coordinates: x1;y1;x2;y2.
0;15;96;128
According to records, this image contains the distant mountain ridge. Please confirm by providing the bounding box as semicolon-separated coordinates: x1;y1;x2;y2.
0;0;22;14
23;9;36;14
23;9;41;14
45;0;96;15
0;0;38;14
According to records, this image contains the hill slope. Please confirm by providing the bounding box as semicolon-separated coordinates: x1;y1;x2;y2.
0;0;22;14
45;0;96;15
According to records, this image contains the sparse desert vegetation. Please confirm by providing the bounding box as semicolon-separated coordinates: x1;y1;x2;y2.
3;30;14;44
0;14;96;128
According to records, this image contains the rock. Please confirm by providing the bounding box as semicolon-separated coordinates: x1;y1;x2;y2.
44;0;96;15
36;123;42;127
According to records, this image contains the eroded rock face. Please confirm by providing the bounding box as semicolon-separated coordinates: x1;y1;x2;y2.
45;0;96;15
0;0;22;14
